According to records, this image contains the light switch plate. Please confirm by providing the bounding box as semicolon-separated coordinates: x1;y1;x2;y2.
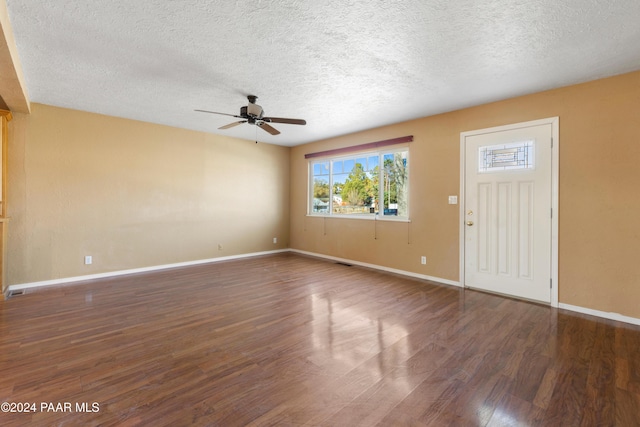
448;195;458;205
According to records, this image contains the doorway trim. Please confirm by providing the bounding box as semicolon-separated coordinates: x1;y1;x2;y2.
459;117;559;307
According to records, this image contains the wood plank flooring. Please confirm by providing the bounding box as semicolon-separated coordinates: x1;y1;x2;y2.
1;253;639;426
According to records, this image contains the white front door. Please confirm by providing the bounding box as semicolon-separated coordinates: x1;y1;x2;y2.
462;119;556;303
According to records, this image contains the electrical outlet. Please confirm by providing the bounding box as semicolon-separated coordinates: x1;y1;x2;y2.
84;255;93;265
421;256;427;265
273;237;277;244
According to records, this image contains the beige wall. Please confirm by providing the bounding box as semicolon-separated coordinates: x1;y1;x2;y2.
8;103;290;284
290;70;640;319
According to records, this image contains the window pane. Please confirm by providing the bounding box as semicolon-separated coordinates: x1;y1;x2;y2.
333;160;343;174
333;157;376;215
479;140;535;173
312;178;330;213
320;162;329;175
368;155;379;170
382;151;409;217
343;159;355;173
311;161;330;213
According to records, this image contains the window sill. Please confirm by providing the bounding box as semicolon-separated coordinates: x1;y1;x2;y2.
306;214;411;223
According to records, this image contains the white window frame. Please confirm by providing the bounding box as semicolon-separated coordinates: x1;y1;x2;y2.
308;146;409;221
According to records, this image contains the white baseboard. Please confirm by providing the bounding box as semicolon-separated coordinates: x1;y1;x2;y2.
289;248;461;288
291;250;640;327
7;249;289;293
558;303;640;327
8;249;640;328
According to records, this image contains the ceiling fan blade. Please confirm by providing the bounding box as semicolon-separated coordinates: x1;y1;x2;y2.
262;117;306;125
219;120;247;130
195;109;242;119
258;122;281;135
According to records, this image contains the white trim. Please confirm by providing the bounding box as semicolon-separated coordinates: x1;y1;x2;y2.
7;249;289;293
559;303;640;327
459;132;466;296
9;247;639;327
8;247;461;295
550;118;560;307
290;248;461;287
305;214;411;223
459;117;560;307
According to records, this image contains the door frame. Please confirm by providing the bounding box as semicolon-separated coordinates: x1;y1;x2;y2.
459;117;559;307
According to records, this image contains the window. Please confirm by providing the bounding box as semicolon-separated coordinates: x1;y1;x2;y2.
479;140;535;173
309;148;409;219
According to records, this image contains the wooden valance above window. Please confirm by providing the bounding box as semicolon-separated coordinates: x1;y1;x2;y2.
304;135;413;159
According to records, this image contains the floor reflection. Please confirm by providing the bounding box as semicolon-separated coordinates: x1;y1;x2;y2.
310;292;413;393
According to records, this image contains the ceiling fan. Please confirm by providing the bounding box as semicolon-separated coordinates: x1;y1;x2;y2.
195;95;306;135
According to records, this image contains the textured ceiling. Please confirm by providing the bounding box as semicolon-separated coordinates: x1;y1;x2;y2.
6;0;640;146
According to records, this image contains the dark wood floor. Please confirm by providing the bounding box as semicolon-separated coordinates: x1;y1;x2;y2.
0;253;639;426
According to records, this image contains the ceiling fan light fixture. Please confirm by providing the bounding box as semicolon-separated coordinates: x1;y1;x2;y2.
247;103;263;118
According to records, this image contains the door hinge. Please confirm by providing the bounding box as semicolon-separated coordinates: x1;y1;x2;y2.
550;279;553;289
551;137;554;148
551;208;553;218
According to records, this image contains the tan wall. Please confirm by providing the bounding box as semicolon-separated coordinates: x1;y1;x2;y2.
8;103;290;284
290;70;640;319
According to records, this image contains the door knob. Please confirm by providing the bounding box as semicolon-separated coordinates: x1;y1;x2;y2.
466;221;474;226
